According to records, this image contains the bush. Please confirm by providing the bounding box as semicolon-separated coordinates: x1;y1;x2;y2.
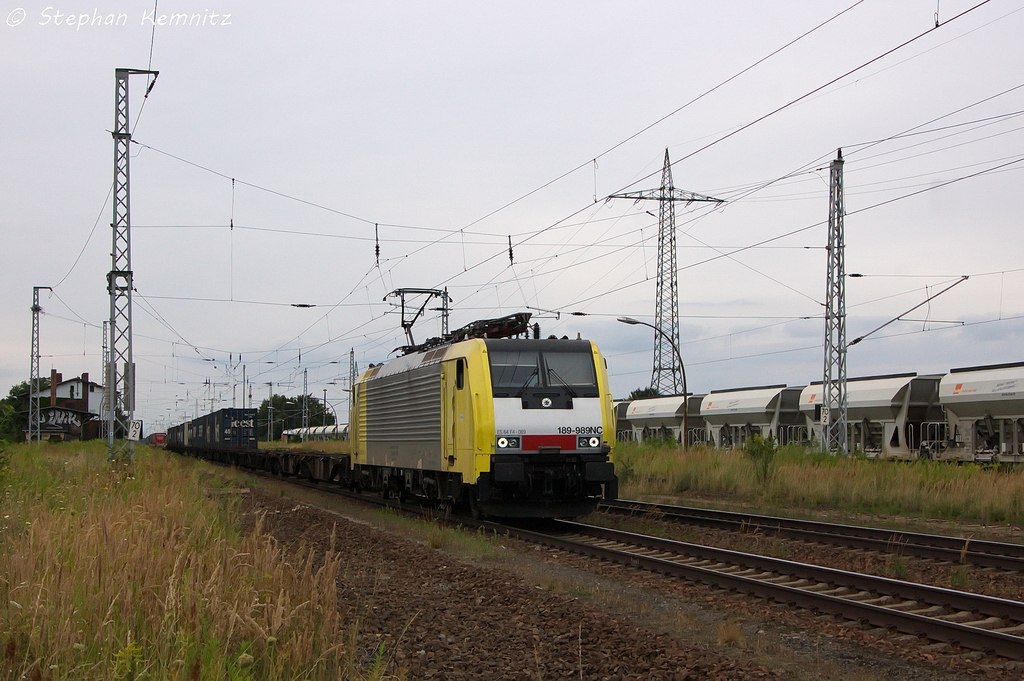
743;435;777;487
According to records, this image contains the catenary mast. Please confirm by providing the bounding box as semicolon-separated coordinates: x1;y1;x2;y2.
107;68;157;462
29;286;50;444
822;149;848;453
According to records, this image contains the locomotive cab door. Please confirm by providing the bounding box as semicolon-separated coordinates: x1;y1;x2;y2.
441;358;474;474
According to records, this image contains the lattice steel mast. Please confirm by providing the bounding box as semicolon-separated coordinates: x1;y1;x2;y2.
101;321;109;440
29;286;51;444
609;149;723;395
822;149;848;453
107;68;157;462
302;368;309;441
348;347;357;404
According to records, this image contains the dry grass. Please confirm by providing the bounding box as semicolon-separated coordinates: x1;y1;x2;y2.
715;622;746;649
615;441;1024;525
0;442;395;681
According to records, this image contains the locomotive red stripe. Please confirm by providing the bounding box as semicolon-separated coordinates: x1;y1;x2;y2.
521;434;577;451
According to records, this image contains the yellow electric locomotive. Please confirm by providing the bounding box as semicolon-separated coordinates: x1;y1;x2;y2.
349;313;617;517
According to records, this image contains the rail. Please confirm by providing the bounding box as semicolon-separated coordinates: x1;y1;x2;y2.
600;498;1024;572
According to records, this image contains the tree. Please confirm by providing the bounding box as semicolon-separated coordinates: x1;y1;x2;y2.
256;394;335;442
0;380;49;443
628;386;661;401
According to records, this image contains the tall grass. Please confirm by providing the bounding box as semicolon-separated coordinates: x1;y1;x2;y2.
616;441;1024;525
0;442;380;680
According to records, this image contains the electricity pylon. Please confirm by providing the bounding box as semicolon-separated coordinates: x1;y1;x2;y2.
609;149;723;395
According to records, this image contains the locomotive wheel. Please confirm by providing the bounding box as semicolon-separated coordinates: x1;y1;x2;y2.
468;493;485;519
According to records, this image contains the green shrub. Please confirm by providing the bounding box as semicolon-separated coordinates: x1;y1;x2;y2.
743;435;777;487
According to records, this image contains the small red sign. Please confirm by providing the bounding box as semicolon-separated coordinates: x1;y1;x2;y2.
522;435;577;451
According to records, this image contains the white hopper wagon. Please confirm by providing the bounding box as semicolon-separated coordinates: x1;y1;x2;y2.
700;385;805;449
799;374;943;459
938;362;1024;463
625;395;706;446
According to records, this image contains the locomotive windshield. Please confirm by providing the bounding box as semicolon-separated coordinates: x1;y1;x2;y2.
489;351;540;390
487;340;598;396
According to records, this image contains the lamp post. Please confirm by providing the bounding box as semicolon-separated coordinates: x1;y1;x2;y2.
618;316;689;449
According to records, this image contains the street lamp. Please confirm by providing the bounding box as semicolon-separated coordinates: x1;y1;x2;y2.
618;316;689;449
322;388;339;427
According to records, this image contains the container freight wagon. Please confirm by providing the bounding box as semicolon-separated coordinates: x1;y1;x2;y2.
143;432;166;446
166;422;185;450
167;408;257;455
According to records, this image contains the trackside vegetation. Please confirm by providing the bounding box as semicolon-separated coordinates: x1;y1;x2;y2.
0;442;392;681
615;441;1024;526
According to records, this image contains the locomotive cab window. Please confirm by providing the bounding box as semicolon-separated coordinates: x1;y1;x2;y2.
456;358;465;390
489;351;540;393
487;341;598;397
544;352;596;393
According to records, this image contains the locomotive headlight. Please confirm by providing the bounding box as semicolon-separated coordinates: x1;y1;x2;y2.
497;437;508;448
589;436;600;448
497;437;520;449
578;436;601;449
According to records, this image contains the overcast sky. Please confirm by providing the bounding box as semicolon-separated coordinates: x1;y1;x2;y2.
2;0;1022;432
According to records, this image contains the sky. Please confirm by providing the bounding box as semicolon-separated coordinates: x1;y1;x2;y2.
2;0;1023;434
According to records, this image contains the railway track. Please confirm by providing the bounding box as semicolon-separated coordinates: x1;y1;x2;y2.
486;518;1024;660
600;498;1024;572
238;468;1024;660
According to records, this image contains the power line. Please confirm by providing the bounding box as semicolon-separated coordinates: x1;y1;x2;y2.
127;2;865;261
51;183;113;290
454;0;869;233
845;83;1024;158
615;0;995;195
562;152;1024;310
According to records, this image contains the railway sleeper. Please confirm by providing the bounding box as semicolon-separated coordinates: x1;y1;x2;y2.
860;595;897;606
843;590;875;601
717;565;748;575
960;616;1005;630
686;559;717;568
938;610;982;623
993;624;1024;635
763;574;797;584
731;568;765;578
803;582;837;593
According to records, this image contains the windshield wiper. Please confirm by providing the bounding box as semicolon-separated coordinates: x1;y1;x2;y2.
547;368;578;398
515;368;539;397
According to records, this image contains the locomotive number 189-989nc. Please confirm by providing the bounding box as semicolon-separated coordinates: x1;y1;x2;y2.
557;426;603;435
